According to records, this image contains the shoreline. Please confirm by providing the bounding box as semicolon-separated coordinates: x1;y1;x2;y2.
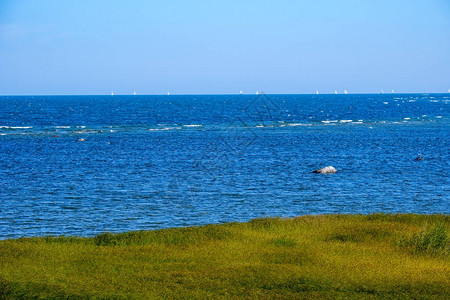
2;212;449;241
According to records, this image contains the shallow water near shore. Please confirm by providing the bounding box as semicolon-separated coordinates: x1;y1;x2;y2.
0;94;449;239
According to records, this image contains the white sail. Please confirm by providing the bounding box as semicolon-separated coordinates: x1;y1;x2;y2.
240;90;243;95
316;90;319;95
256;91;259;95
334;90;338;94
111;91;114;96
344;89;348;94
380;89;384;94
133;91;136;95
167;92;170;95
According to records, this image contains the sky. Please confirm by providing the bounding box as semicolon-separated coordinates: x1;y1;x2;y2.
0;0;449;95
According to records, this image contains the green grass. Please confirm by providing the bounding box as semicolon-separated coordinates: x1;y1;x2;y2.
0;214;449;299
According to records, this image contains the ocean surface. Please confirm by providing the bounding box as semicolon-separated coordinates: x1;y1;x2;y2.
0;94;449;239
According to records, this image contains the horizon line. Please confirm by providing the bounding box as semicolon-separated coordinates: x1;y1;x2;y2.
1;91;450;97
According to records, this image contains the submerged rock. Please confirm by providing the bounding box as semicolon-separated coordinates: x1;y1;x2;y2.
312;166;337;174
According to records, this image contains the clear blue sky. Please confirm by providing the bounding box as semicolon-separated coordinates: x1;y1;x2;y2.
1;0;449;95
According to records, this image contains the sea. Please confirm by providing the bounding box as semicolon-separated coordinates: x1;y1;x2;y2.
0;93;449;239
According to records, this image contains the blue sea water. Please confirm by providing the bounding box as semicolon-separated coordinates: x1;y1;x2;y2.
0;94;449;239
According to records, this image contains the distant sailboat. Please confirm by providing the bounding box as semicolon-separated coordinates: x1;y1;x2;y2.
380;89;384;94
256;91;259;95
344;89;348;94
334;90;338;94
316;90;319;95
111;91;114;96
392;89;395;93
167;92;170;96
448;89;450;93
133;91;136;95
240;90;243;95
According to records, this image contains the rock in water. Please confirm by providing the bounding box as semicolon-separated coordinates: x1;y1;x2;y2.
312;166;337;174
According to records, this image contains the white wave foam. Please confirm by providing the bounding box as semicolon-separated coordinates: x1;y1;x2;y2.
2;126;33;129
182;124;202;127
148;127;181;131
339;120;353;123
74;129;102;134
285;123;312;127
55;126;71;129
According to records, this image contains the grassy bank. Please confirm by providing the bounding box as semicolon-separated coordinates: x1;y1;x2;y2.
1;214;449;299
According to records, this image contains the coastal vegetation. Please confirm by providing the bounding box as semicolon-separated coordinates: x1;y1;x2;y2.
0;214;449;299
